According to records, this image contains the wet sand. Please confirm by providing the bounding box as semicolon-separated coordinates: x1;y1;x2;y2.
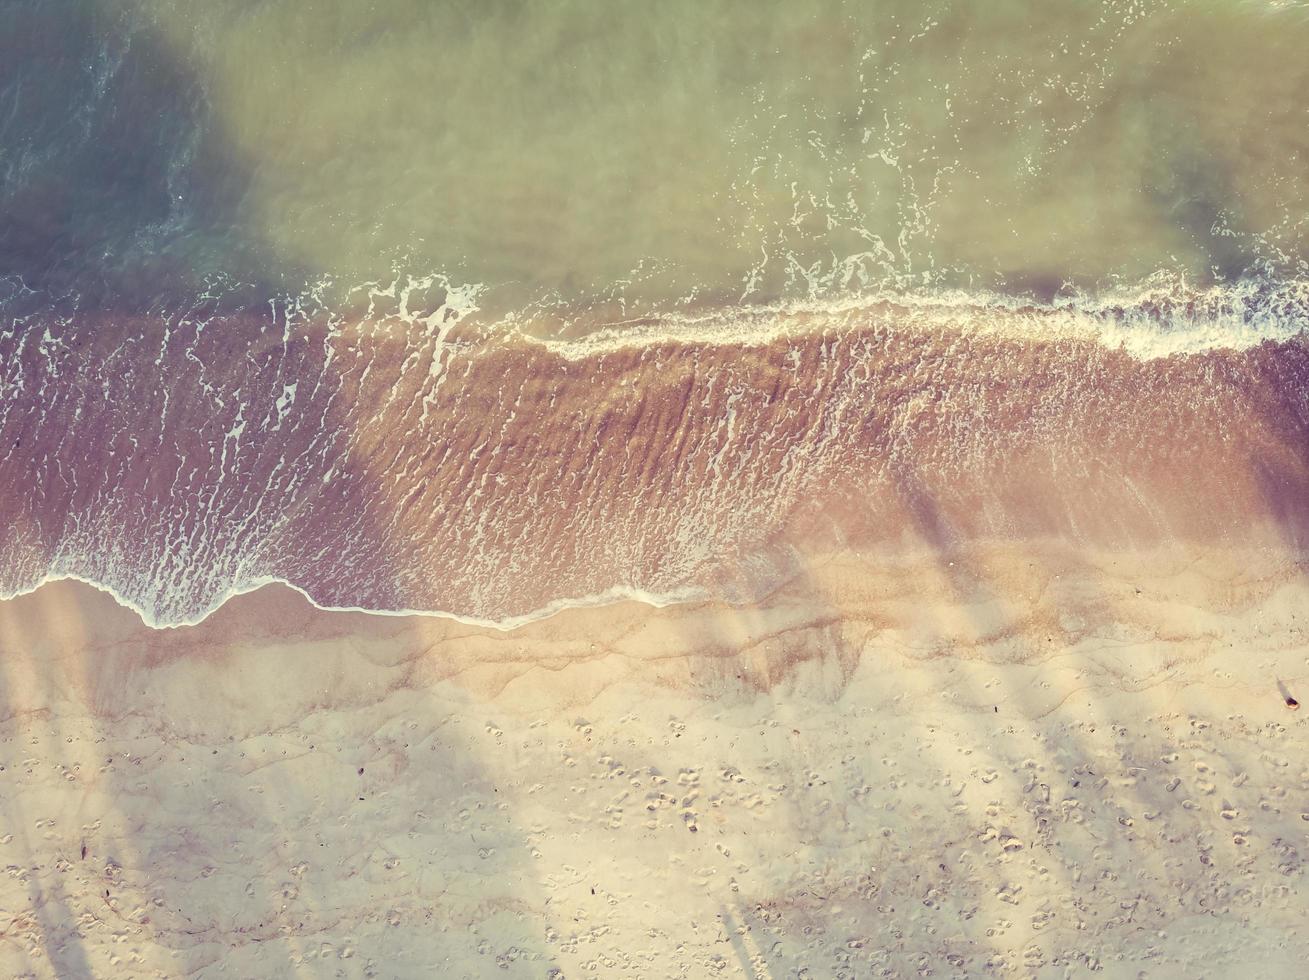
2;541;1307;977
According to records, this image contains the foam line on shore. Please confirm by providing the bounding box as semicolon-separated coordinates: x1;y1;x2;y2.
0;572;708;634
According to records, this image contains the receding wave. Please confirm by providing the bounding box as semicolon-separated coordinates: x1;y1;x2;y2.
2;276;1308;627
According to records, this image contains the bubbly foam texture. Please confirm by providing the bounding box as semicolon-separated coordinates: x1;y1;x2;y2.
536;274;1309;359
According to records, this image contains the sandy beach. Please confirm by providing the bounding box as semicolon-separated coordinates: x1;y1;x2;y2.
3;541;1306;977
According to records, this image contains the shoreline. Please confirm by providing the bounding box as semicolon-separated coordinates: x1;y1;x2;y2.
5;533;1308;634
0;570;710;634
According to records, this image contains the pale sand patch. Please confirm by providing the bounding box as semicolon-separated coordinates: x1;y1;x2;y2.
0;544;1306;977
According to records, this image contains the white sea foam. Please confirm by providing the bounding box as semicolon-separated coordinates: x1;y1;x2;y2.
531;274;1309;361
0;572;708;633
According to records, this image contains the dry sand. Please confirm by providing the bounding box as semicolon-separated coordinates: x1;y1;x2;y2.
1;541;1307;978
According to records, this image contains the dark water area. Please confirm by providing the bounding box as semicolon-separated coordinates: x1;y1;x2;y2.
1;2;288;313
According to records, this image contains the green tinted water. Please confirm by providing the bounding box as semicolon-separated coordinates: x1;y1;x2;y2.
5;0;1308;316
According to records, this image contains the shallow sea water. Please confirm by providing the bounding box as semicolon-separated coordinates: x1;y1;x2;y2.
4;0;1309;321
